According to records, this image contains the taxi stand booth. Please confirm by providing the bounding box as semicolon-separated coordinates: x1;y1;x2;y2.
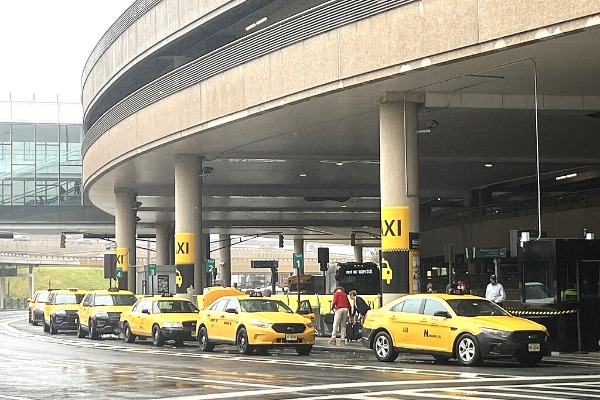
136;265;177;296
518;238;600;352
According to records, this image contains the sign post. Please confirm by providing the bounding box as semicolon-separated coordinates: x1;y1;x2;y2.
293;253;304;310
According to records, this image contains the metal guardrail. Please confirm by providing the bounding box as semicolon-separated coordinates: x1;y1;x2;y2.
421;188;600;231
82;0;417;155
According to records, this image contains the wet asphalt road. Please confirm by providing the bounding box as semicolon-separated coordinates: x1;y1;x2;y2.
2;310;600;399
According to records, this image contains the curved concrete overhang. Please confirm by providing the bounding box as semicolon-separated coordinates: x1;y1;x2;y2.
82;0;600;240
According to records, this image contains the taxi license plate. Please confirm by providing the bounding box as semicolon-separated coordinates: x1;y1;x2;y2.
528;343;540;352
285;334;298;341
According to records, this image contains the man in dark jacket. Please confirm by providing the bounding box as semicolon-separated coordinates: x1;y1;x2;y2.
349;290;370;324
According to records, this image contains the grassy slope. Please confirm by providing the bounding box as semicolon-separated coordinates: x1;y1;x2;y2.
5;266;111;298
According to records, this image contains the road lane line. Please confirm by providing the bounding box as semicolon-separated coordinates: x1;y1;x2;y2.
156;375;282;389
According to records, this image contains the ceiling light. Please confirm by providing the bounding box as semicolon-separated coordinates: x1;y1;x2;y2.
245;16;267;31
299;173;307;177
437;197;441;201
555;173;577;181
336;162;344;166
484;163;493;168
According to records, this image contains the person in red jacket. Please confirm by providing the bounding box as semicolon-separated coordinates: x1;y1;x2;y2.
329;286;351;345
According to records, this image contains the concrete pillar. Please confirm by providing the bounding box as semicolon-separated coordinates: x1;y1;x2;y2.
115;189;137;292
155;224;170;265
294;238;304;275
354;245;363;263
379;94;420;304
200;233;210;290
175;155;201;295
219;234;231;287
29;265;34;297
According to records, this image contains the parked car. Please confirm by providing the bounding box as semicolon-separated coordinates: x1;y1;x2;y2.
43;288;87;334
27;289;50;325
77;289;137;339
120;295;199;346
362;293;550;366
196;295;315;355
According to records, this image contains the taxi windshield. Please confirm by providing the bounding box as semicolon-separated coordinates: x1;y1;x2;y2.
446;299;510;317
239;299;293;313
55;294;85;304
95;294;137;306
156;300;199;313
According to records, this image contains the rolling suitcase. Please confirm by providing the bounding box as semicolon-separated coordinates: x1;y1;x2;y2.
346;321;362;341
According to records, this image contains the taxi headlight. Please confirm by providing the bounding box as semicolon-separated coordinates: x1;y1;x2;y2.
162;322;182;328
480;327;511;339
249;320;271;328
55;309;67;316
95;311;109;319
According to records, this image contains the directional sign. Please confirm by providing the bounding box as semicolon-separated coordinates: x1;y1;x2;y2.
293;253;304;269
148;264;156;276
251;260;278;269
205;258;216;273
0;268;17;277
471;247;506;259
116;268;123;279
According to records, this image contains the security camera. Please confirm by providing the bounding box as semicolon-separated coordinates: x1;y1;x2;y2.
202;166;214;174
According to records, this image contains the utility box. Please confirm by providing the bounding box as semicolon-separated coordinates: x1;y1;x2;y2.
136;265;177;295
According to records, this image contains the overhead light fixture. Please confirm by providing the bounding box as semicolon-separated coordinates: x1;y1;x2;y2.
299;173;307;177
555;173;577;181
416;119;440;134
484;163;493;168
336;162;344;166
245;16;267;31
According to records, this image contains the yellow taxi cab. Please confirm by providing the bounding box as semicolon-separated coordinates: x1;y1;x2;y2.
27;289;51;326
196;295;315;355
362;293;550;367
77;288;137;339
119;294;199;347
43;288;87;334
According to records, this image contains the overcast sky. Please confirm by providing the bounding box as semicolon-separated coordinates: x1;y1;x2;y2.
0;0;134;102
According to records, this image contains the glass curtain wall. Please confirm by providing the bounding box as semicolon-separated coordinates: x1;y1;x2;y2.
0;122;82;206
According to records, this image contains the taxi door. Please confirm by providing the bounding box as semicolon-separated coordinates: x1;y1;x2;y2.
221;298;240;341
135;298;152;335
78;293;93;329
417;299;453;352
387;298;423;351
204;298;229;341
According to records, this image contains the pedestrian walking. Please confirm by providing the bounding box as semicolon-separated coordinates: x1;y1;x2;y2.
329;286;350;345
485;274;506;307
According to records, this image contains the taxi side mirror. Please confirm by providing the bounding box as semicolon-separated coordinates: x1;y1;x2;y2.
27;298;32;303
225;308;238;314
82;301;90;307
434;310;451;318
142;309;150;314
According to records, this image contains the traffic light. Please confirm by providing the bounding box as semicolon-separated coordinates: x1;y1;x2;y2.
278;233;284;248
60;233;66;248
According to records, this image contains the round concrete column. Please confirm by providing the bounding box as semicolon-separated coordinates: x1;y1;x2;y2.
379;95;420;303
354;245;363;262
155;224;170;265
294;238;304;275
175;155;201;294
219;234;231;287
115;189;137;292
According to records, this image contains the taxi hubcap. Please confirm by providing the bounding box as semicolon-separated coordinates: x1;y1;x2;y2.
375;336;390;357
458;338;475;361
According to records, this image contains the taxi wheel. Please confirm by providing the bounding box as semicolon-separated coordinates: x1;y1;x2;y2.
152;325;166;347
236;327;254;355
516;354;543;367
43;321;50;333
295;345;312;356
49;318;58;335
456;334;482;366
89;319;99;340
373;331;398;362
77;322;86;338
197;326;214;352
123;323;136;343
